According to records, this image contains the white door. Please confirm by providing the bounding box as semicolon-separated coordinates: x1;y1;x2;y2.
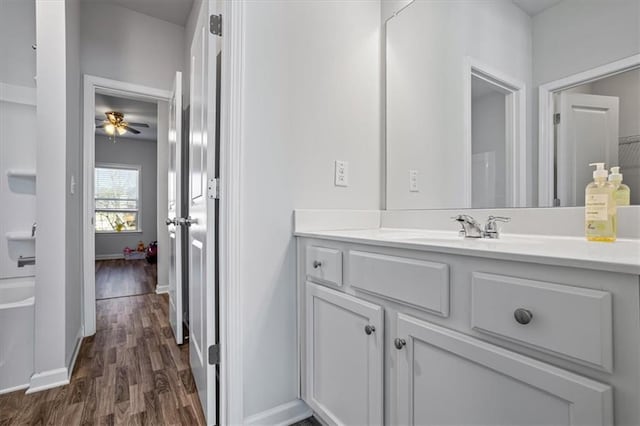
557;93;619;206
168;71;183;345
305;282;384;426
188;1;220;423
395;313;612;425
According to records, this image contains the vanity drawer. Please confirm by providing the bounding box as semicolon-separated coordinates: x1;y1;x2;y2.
471;272;613;371
348;251;449;317
306;246;343;286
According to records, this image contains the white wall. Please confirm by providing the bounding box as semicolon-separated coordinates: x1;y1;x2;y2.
241;0;381;419
33;0;71;384
532;0;640;86
94;135;158;257
79;1;185;91
386;0;532;209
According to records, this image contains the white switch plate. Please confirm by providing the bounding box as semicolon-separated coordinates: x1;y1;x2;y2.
70;175;76;195
409;170;419;192
335;160;349;187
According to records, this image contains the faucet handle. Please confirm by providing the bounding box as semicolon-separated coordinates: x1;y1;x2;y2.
487;215;511;223
485;216;511;238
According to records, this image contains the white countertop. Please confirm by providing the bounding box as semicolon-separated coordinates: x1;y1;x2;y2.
295;228;640;275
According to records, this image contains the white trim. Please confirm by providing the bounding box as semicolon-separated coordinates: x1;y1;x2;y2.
155;284;170;294
0;82;36;106
83;75;171;337
0;383;30;396
220;1;244;424
537;54;640;207
26;368;69;394
95;253;125;260
464;57;527;208
66;330;84;380
243;400;312;426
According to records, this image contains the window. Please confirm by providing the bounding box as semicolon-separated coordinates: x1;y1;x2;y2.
95;164;141;232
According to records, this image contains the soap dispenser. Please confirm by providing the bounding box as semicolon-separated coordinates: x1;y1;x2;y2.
608;166;631;206
585;163;616;242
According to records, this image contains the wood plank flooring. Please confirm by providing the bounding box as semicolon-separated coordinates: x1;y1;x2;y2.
95;259;157;300
0;293;206;425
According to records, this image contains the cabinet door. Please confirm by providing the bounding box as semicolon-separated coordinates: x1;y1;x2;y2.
306;282;384;426
396;313;612;426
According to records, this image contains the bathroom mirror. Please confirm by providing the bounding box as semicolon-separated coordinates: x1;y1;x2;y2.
385;0;640;209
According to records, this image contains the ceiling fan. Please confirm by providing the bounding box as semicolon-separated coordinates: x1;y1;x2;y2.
95;111;149;140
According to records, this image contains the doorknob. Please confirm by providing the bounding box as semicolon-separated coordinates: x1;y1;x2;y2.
179;216;198;227
166;218;178;226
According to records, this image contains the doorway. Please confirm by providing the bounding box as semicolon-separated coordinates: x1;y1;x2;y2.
465;59;527;208
82;76;172;336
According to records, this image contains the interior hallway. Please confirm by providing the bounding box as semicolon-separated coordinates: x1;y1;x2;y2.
0;293;206;425
96;259;157;300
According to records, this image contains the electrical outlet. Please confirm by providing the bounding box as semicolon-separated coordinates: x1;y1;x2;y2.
409;170;419;192
334;160;349;187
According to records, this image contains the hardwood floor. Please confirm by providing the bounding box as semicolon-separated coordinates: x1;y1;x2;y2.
0;293;206;425
95;259;157;300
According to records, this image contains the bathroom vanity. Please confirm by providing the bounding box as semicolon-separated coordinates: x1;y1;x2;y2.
296;227;640;425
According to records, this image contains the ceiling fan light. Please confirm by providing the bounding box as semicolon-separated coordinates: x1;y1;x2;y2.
104;123;115;135
116;126;127;136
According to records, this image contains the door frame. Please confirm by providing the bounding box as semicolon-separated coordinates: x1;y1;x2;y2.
537;54;640;207
82;75;171;336
463;57;527;208
218;1;245;424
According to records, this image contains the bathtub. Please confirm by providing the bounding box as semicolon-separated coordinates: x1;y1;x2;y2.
0;278;34;394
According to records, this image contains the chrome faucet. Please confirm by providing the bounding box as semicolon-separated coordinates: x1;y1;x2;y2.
452;214;484;238
452;214;511;239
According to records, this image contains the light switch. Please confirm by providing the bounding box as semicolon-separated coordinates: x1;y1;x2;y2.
335;160;349;187
409;170;419;192
70;175;76;195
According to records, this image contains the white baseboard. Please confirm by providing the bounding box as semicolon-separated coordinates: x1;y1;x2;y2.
156;284;169;294
66;329;83;379
95;253;124;260
0;383;29;395
243;399;312;426
26;368;69;394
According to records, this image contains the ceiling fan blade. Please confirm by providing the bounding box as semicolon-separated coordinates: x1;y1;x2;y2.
95;124;106;129
127;122;150;128
123;125;141;135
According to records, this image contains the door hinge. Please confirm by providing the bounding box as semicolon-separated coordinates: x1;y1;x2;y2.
208;178;220;200
553;113;560;125
210;14;222;36
208;344;220;365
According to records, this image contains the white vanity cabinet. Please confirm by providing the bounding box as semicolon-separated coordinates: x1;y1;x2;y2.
396;313;612;426
297;236;639;426
304;282;384;425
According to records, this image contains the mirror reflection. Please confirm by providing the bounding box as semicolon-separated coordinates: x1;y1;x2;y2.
385;0;640;209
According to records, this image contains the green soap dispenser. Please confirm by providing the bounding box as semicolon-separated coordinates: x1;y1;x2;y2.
585;163;616;242
608;166;631;206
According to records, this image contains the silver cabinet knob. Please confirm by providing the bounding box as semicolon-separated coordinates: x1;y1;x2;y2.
166;218;177;226
514;308;533;325
394;338;406;350
364;325;376;335
313;260;322;269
